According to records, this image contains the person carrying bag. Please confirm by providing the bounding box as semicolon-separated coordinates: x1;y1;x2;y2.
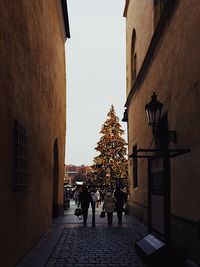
102;189;116;226
78;185;92;226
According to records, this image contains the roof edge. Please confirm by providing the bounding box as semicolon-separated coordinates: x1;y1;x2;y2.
61;0;70;39
123;0;130;18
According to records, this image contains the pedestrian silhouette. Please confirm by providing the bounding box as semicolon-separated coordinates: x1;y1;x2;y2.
102;189;116;226
78;185;92;226
114;185;127;226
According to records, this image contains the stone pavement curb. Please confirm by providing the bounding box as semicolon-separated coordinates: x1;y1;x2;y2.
16;228;63;267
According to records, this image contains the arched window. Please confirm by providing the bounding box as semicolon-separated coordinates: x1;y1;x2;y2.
154;0;168;28
131;29;136;86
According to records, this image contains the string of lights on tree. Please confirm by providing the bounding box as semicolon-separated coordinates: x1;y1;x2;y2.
87;105;128;189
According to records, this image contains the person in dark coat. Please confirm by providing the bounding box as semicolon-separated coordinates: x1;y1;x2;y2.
114;186;127;225
78;185;92;226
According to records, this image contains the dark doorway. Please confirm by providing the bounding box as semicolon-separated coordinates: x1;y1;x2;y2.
52;139;59;218
148;113;171;242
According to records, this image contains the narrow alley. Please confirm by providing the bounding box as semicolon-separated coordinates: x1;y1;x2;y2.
1;1;200;266
17;201;148;267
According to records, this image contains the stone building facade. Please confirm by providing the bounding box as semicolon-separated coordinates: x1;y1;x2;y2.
123;0;200;264
0;0;70;266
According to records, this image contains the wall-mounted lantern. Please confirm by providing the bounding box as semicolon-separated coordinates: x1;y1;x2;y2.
122;108;128;123
145;92;163;135
145;92;176;143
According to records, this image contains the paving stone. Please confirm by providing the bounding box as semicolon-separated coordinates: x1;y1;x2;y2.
47;222;147;266
18;201;149;267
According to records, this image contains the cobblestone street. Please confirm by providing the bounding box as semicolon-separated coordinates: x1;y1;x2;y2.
18;201;148;267
46;226;145;267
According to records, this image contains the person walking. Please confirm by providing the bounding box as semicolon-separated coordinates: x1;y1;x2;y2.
95;189;101;208
78;185;92;226
114;186;127;226
74;190;79;205
102;189;116;226
90;189;97;227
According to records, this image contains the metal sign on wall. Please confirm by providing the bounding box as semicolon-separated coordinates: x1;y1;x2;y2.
148;157;170;240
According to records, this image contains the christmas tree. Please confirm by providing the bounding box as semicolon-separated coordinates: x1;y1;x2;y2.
89;105;128;189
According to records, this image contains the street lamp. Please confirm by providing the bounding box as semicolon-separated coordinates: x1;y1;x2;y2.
145;92;177;143
122;108;128;122
145;92;163;135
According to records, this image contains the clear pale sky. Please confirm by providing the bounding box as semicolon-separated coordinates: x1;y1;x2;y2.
65;0;127;166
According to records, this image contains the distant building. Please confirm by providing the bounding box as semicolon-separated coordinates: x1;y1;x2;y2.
64;165;78;185
65;165;92;185
123;0;200;265
0;1;70;266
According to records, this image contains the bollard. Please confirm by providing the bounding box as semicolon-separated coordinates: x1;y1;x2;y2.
91;201;96;227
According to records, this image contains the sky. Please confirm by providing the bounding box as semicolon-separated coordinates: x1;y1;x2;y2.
65;0;127;166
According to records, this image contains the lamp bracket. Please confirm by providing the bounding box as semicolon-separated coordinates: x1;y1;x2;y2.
129;148;190;159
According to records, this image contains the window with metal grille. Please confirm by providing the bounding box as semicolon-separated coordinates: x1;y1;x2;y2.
12;119;29;193
133;145;138;188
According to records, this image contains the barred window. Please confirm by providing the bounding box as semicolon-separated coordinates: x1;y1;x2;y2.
13;119;29;193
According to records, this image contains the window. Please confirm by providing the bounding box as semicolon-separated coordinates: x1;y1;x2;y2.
131;29;136;86
154;0;168;28
132;145;138;188
12;119;29;193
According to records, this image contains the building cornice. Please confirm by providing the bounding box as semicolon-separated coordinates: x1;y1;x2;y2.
123;0;130;18
125;0;179;108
